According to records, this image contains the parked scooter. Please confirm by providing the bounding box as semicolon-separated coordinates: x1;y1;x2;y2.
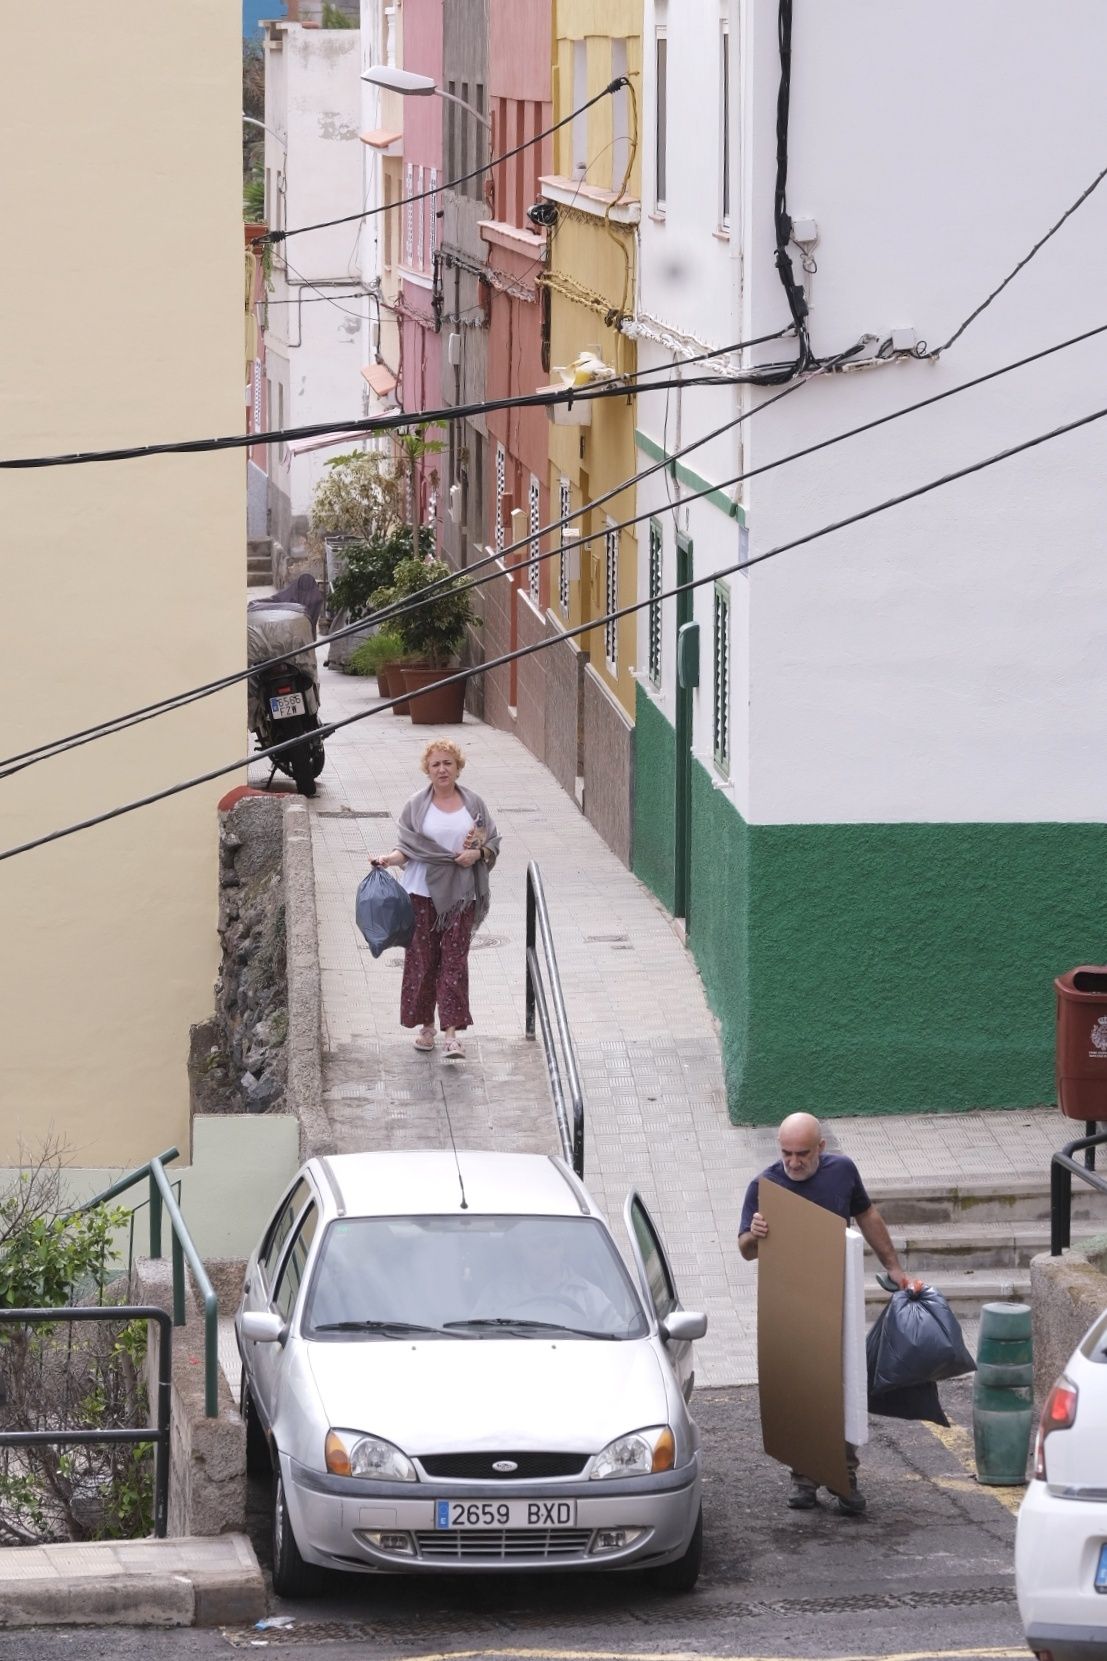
247;578;325;797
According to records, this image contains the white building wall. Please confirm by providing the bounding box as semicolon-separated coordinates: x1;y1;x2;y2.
740;0;1107;827
635;0;752;814
264;22;368;547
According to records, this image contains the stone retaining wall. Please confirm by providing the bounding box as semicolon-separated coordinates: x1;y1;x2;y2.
1029;1237;1107;1401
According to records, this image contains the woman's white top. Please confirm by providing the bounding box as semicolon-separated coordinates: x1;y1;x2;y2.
400;799;475;898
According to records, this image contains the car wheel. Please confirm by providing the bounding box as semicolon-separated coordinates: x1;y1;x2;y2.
652;1505;702;1595
241;1378;269;1477
271;1465;322;1599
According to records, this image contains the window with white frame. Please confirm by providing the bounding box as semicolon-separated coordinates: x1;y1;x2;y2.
604;522;619;670
713;582;730;771
404;162;414;265
415;165;425;268
719;20;731;230
654;31;667;211
558;477;571;613
495;445;506;554
528;476;541;600
648;520;663;685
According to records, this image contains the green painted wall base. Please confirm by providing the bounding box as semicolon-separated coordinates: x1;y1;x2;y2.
633;685;1107;1122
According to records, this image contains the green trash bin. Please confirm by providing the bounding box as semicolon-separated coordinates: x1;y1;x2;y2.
973;1302;1033;1486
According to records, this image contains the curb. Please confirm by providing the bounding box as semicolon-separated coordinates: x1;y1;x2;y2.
283;798;334;1159
0;1534;265;1629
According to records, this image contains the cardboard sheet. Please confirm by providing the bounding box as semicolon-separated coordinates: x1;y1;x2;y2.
757;1178;850;1496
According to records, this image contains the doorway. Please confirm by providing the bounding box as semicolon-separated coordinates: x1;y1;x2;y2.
674;533;693;926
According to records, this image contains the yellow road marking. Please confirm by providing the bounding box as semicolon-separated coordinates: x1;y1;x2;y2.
376;1648;1025;1661
923;1421;1026;1517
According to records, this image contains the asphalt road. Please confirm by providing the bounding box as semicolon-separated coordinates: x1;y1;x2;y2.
0;1381;1027;1661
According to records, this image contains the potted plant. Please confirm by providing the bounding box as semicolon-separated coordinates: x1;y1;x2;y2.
347;628;407;698
309;450;405;668
374;556;479;724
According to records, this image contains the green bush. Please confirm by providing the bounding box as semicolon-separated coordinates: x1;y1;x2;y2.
348;630;407;677
328;525;433;623
372;557;480;668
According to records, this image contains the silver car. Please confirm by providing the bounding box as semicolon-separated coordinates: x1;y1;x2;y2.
236;1149;707;1596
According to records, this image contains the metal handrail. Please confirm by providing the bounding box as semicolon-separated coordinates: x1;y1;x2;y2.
77;1145;220;1417
524;861;585;1177
1050;1128;1107;1255
0;1305;172;1537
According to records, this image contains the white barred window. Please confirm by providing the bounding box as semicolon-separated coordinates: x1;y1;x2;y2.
415;165;424;268
494;445;506;554
404;162;414;265
604;523;619;670
528;476;541;600
713;582;730;771
428;167;438;261
558;477;571;614
648;519;663;685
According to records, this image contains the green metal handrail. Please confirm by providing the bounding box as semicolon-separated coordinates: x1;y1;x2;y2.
77;1144;220;1417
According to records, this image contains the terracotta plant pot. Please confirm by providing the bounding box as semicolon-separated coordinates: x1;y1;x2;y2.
377;661;411;714
401;665;466;725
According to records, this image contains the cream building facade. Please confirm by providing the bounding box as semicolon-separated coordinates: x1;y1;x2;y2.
0;5;245;1168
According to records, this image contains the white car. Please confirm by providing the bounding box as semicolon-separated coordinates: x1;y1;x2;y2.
1016;1307;1107;1659
236;1149;707;1597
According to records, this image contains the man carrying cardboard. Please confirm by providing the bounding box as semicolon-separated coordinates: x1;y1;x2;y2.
738;1112;915;1514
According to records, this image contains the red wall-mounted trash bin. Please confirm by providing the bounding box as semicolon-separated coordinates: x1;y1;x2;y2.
1055;967;1107;1120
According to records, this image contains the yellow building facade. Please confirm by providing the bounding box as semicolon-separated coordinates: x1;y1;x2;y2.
0;5;246;1168
543;1;641;718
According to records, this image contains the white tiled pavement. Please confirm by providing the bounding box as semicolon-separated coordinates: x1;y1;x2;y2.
288;662;1076;1386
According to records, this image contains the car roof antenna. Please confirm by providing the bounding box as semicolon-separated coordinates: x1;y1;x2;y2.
438;1081;468;1210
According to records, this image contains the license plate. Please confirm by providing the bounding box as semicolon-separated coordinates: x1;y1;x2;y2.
434;1498;577;1530
1095;1543;1107;1591
269;692;305;718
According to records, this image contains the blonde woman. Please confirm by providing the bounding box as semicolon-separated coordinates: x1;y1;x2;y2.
372;738;500;1060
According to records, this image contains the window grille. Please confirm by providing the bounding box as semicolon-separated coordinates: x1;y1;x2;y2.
404;162;414;265
495;445;506;554
713;583;730;771
648;521;663;685
604;524;619;670
428;167;438;260
415;165;424;268
558;478;571;613
528;476;541;600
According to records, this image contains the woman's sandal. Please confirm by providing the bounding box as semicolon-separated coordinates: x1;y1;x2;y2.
444;1038;465;1062
413;1030;436;1052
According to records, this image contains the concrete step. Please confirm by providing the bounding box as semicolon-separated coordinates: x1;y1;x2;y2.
0;1534;264;1627
866;1220;1107;1273
864;1270;1030;1321
869;1175;1107;1227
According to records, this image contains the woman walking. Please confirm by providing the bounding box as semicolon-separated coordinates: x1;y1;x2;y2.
372;738;500;1061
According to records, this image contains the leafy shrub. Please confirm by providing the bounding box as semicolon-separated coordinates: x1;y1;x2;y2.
373;558;480;668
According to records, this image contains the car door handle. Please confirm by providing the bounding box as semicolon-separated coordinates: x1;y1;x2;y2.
243;1279;251;1293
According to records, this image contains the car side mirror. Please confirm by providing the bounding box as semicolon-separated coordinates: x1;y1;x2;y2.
241;1311;286;1344
661;1310;707;1343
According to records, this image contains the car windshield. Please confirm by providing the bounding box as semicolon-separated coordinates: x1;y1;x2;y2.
302;1214;649;1340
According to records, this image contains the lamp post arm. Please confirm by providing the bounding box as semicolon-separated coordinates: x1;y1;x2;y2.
435;87;492;132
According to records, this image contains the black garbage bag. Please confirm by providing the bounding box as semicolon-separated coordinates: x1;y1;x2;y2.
355;867;415;958
867;1285;976;1399
869;1381;950;1427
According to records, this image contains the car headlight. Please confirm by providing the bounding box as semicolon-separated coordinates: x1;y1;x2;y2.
591;1425;675;1479
325;1429;417;1482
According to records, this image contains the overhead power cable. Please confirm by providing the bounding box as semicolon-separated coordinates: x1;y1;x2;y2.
0;365;793;473
265;78;627;246
4;395;1106;864
0;360;817;777
936;159;1107;355
5;320;1106;778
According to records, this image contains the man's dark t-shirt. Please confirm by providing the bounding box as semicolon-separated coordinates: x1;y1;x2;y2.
738;1152;871;1237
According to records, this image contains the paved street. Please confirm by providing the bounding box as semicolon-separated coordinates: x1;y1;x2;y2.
0;1383;1025;1660
277;662;1075;1386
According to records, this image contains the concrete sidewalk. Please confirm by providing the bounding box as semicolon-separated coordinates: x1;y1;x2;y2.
300;665;1075;1385
0;1534;264;1627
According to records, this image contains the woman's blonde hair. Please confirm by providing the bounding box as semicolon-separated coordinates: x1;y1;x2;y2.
420;737;466;775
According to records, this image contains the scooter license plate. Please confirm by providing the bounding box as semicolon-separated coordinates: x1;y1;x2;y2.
269;692;306;718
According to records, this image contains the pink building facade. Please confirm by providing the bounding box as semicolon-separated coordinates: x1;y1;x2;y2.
469;0;554;749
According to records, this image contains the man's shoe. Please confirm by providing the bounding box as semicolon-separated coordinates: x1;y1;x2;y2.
835;1485;867;1516
787;1483;817;1510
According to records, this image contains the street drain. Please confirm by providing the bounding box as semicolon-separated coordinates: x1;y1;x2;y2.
584;933;629;944
221;1584;1016;1647
317;809;391;819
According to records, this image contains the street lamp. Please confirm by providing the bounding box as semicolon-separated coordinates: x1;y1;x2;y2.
242;113;286;146
360;66;492;132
